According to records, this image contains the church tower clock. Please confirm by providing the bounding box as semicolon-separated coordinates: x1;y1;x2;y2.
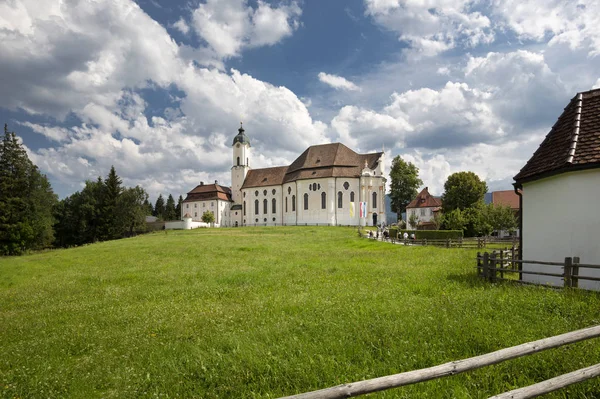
231;123;250;204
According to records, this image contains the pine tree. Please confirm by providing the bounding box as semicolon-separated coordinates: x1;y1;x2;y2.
0;124;57;254
154;194;165;219
142;199;153;216
165;194;176;220
175;195;183;220
99;166;123;240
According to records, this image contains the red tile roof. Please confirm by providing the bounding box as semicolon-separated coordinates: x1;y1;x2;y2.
241;143;383;188
406;187;442;209
183;183;232;202
491;190;519;210
514;88;600;183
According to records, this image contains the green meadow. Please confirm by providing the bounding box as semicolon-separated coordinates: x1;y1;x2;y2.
1;227;599;398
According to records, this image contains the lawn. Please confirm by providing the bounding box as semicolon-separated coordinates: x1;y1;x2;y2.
1;227;599;398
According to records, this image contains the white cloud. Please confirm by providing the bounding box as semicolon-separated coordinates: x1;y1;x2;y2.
364;0;494;56
318;72;361;91
172;17;190;35
191;0;301;59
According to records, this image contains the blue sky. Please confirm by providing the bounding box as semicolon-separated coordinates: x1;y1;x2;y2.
1;0;599;200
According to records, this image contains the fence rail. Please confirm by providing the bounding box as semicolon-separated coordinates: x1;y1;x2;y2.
476;251;600;288
371;235;520;250
279;326;600;399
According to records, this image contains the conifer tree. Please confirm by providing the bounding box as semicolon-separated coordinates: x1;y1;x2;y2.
0;124;57;254
165;194;176;220
99;166;123;240
154;194;165;219
175;195;183;220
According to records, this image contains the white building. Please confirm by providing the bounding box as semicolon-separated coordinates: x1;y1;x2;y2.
514;88;600;290
405;187;442;230
182;125;386;227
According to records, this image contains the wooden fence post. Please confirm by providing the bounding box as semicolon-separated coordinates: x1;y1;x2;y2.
564;257;573;288
483;252;489;280
477;252;482;276
573;256;580;288
489;252;497;282
446;238;450;248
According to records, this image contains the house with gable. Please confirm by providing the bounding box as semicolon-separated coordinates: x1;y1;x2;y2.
405;187;442;230
514;88;600;290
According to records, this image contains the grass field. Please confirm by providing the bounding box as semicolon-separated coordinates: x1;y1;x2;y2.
1;227;600;398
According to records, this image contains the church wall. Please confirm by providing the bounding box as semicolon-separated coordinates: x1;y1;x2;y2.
242;185;283;226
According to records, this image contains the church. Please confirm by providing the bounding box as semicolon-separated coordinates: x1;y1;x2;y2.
181;125;387;227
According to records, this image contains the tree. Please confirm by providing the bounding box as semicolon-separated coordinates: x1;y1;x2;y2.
142;199;153;216
0;124;57;255
154;194;165;219
99;166;123;240
175;195;183;220
117;186;149;236
441;209;466;231
389;156;423;218
441;171;488;212
165;194;176;221
408;212;420;230
201;210;215;224
489;204;517;234
463;202;493;237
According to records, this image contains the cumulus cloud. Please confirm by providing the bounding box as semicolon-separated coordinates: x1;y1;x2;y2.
318;72;361;91
191;0;301;59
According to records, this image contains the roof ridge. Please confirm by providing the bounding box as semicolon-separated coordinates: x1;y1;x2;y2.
566;93;583;164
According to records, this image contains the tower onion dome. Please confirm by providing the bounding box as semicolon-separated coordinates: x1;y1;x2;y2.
232;123;250;146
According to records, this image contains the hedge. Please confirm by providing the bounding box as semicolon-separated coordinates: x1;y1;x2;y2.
387;229;463;240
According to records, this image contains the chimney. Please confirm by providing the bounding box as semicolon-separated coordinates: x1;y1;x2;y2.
200;181;204;186
215;180;218;185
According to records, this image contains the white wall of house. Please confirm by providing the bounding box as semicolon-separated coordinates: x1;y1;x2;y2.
182;199;231;224
522;169;600;290
406;207;436;229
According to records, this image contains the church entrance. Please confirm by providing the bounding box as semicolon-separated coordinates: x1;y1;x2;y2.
372;212;377;226
235;221;238;227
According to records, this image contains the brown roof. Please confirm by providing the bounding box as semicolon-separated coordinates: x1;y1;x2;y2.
514;88;600;183
183;183;232;202
406;187;442;209
242;143;384;188
491;190;519;210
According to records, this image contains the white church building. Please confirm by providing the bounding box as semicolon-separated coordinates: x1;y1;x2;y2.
182;125;386;227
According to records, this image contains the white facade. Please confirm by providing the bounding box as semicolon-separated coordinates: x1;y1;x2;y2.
182;198;230;226
406;207;436;229
521;169;600;290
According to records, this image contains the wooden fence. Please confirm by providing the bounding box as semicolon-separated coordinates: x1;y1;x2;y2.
476;251;600;288
278;325;600;399
373;235;519;250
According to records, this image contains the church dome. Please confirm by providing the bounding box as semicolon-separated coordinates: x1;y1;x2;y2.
232;124;250;146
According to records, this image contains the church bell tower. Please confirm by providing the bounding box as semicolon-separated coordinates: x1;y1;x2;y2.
231;123;250;204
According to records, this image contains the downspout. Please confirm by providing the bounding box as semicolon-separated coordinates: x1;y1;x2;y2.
513;182;523;280
334;177;338;226
295;181;298;226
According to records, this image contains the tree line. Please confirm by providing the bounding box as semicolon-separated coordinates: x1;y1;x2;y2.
389;156;517;237
0;125;182;255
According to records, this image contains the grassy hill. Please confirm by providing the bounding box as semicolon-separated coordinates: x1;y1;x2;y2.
1;227;600;398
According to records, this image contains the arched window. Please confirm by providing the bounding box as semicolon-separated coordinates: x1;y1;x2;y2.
304;193;309;210
263;199;268;214
292;195;296;212
272;198;276;213
285;197;288;213
243;201;246;216
254;200;259;215
287;187;291;194
321;192;326;209
237;156;240;166
372;192;377;209
338;191;343;208
350;191;355;202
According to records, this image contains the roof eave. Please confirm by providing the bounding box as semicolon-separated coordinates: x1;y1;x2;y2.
514;162;600;185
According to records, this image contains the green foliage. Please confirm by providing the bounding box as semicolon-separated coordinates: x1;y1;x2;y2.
442;171;488;212
389;156;422;216
0;124;57;255
2;227;598;398
201;210;215;224
142;199;153;216
175;195;183;220
388;228;463;239
408;212;420;229
153;194;165;219
489;204;518;233
53;168;149;247
165;194;177;220
441;209;466;232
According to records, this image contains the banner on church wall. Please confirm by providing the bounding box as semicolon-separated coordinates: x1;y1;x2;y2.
359;202;367;218
350;202;355;218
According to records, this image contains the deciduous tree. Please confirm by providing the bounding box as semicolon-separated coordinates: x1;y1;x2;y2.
389;156;423;218
442;171;488;212
201;210;215;224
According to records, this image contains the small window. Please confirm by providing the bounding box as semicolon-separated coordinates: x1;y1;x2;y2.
285;197;288;213
343;182;349;190
243;192;246;198
255;200;259;215
421;208;426;216
309;185;312;191
203;203;205;207
338;191;343;208
430;209;433;216
350;192;355;202
186;204;189;208
263;190;267;196
263;199;268;214
372;192;377;209
194;203;197;208
255;218;258;222
313;183;317;191
292;195;296;212
264;218;267;222
194;212;197;217
243;201;246;216
272;217;276;222
211;202;214;207
255;190;258;197
287;187;291;195
272;189;276;195
321;192;326;209
235;212;238;216
304;193;309;210
272;198;276;213
237;156;240;166
318;184;321;190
